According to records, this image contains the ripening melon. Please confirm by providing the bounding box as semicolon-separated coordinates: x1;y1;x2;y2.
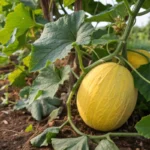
127;50;150;69
77;62;137;131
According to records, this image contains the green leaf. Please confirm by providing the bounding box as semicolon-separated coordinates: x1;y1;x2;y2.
30;127;60;147
0;52;8;66
95;139;119;150
49;107;63;122
23;54;31;67
8;66;26;87
142;0;150;9
29;65;70;103
25;124;33;132
0;3;35;44
92;34;118;45
132;63;150;101
82;0;111;15
27;97;61;121
20;0;38;8
92;48;109;62
135;115;150;139
13;99;28;110
3;28;19;55
86;2;127;22
19;86;30;98
30;11;94;71
52;136;89;150
63;0;75;7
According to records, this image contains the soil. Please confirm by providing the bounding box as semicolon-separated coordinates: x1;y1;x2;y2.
0;64;150;150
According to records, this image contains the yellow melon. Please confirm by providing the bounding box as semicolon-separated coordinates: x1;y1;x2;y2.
127;50;150;69
77;62;137;131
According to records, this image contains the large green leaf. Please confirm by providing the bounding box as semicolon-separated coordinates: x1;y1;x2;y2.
0;3;35;44
29;65;70;103
132;63;150;101
86;2;127;22
135;115;150;139
52;136;89;150
27;97;61;121
30;127;60;147
30;11;94;71
95;139;119;150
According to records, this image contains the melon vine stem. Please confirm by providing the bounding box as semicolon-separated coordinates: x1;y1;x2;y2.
63;0;145;140
85;0;145;72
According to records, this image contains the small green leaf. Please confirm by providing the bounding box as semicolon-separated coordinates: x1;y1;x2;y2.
30;11;94;71
19;86;30;98
49;107;63;122
63;0;75;7
29;65;70;103
27;97;61;121
95;139;119;150
13;99;28;110
132;63;150;101
135;115;150;139
8;66;26;87
0;3;35;44
30;127;59;147
52;136;89;150
0;52;8;66
92;34;118;45
25;124;33;132
86;2;127;22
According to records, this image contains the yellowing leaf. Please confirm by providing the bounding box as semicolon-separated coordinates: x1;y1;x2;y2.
8;66;26;87
23;55;31;67
25;124;33;132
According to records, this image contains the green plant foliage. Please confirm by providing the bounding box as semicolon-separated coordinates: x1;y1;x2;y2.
132;63;150;101
0;52;8;66
8;66;26;87
3;28;19;55
49;107;63;122
82;0;111;15
27;97;61;121
30;11;94;71
92;34;118;45
63;0;75;7
135;115;150;139
86;2;127;22
25;124;34;132
95;139;119;150
52;136;89;150
19;86;30;98
29;65;70;103
30;127;60;147
0;3;35;44
20;0;38;8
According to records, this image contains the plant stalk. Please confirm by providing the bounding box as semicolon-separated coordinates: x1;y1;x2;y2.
85;0;145;72
123;0;133;16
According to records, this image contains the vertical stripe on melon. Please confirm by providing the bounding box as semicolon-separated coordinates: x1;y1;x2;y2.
77;62;137;131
